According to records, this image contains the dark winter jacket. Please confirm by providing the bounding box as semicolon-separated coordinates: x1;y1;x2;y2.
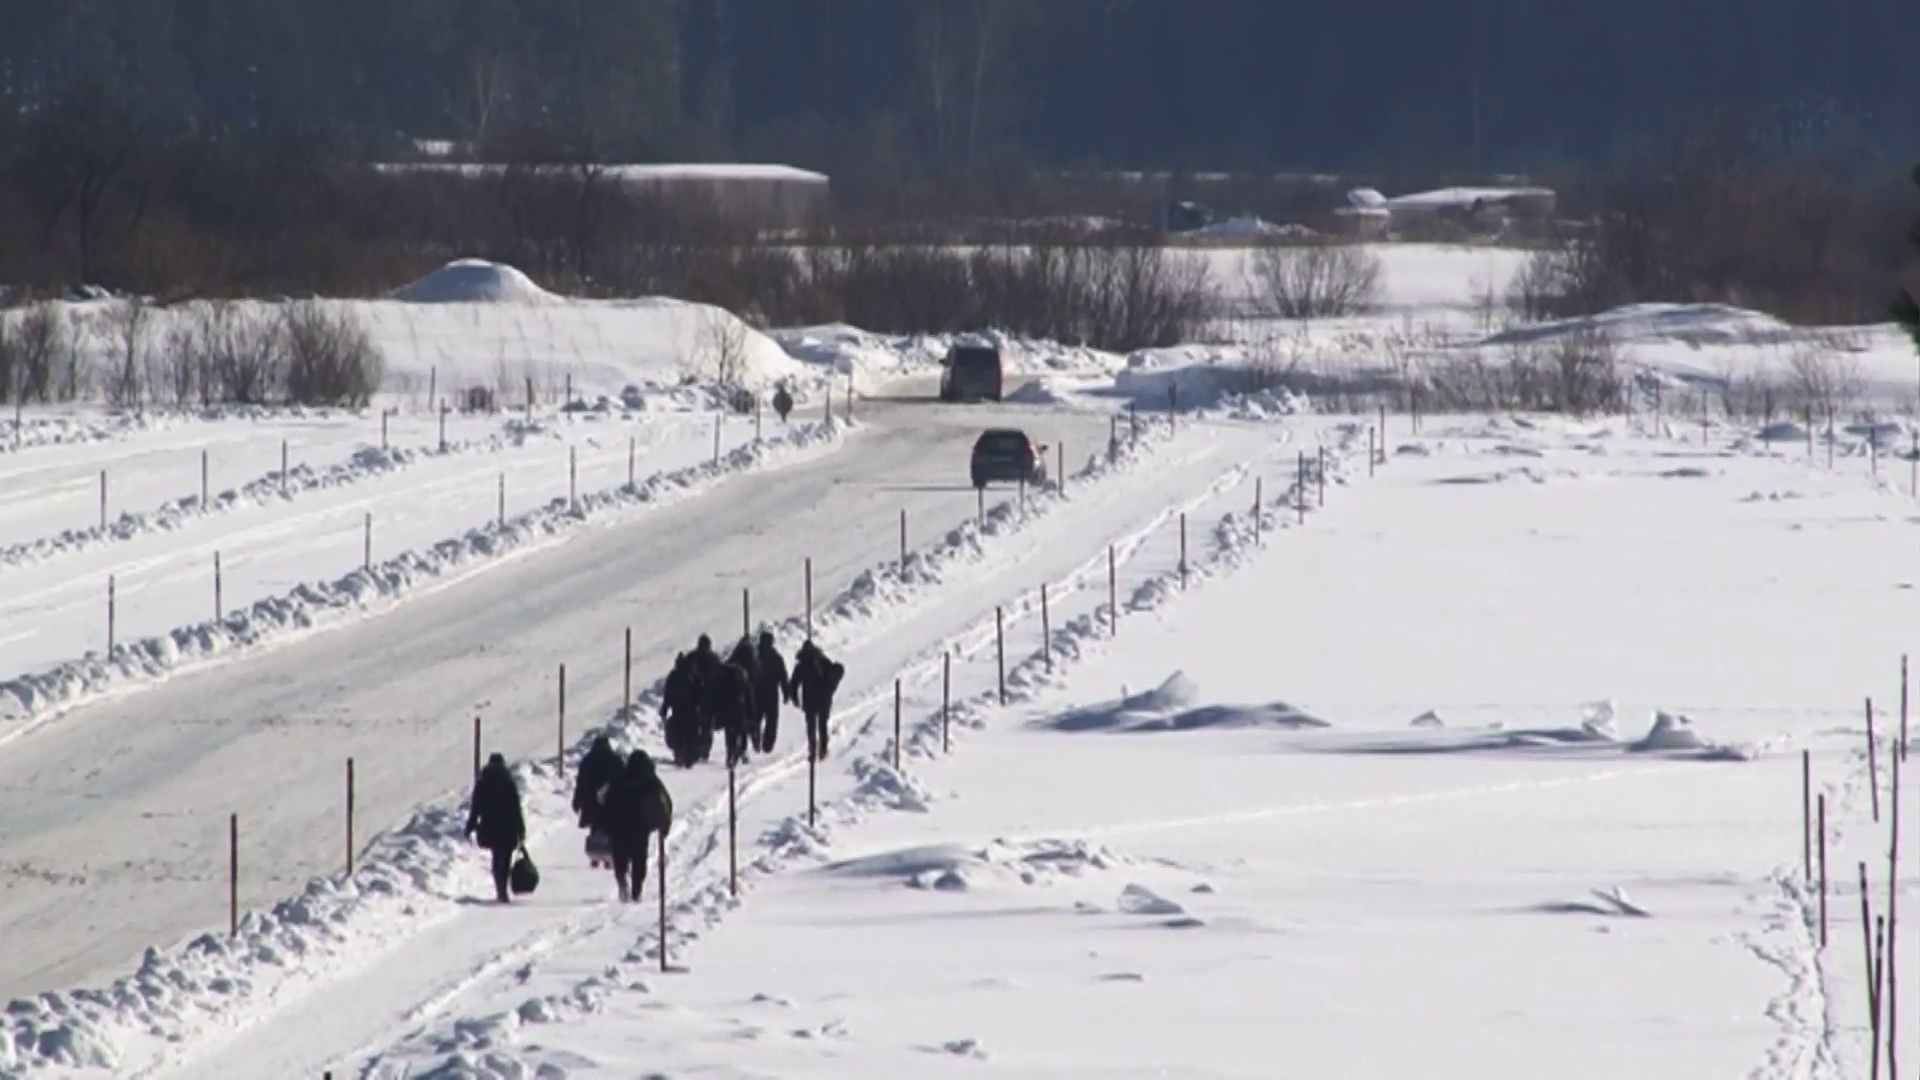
790;641;844;714
602;751;674;844
572;736;622;827
708;660;755;729
466;755;525;851
755;638;790;706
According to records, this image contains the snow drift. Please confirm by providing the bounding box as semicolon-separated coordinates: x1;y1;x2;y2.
1039;672;1331;733
390;259;560;304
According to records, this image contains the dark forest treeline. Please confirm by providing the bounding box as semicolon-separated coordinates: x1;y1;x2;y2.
3;0;1913;175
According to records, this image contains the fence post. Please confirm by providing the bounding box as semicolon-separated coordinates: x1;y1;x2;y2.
346;757;356;876
1129;401;1138;442
381;409;389;450
899;508;907;564
1378;401;1386;448
1057;442;1065;493
1818;793;1829;948
1168;384;1177;433
1900;654;1910;761
569;446;578;508
1318;446;1327;507
472;715;481;778
564;372;572;408
213;551;223;621
623;627;633;716
1802;749;1813;887
557;663;567;773
497;473;505;527
996;606;1007;705
1911;432;1918;498
1887;728;1903;1075
1254;478;1263;545
807;745;817;828
107;574;116;653
201;449;209;506
1863;862;1879;1040
1369;428;1377;477
363;512;372;571
657;831;669;972
280;439;289;497
728;762;738;898
525;375;534;417
1041;583;1052;672
1108;545;1117;637
976;487;984;527
229;812;239;937
713;412;722;465
742;587;750;639
893;677;903;770
1179;512;1188;590
438;406;448;454
429;367;437;414
1806;407;1814;461
942;651;952;753
804;557;813;640
99;468;107;529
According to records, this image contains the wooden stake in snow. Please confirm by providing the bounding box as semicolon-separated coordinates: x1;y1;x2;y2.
438;406;448;454
213;552;223;622
107;574;116;653
346;757;356;876
1057;442;1065;493
497;473;505;527
1179;512;1188;590
381;410;389;450
229;813;239;938
657;832;669;973
201;449;209;506
976;487;984;528
712;412;721;465
741;587;750;639
569;446;578;508
1862;862;1879;1045
804;557;813;640
628;437;636;489
98;468;107;529
1369;428;1377;477
1874;914;1888;1080
1902;655;1910;762
1803;750;1814;887
1254;478;1264;545
1819;793;1830;948
1041;583;1052;672
1886;736;1902;1076
899;509;907;564
996;606;1007;705
1317;446;1327;507
1296;453;1307;524
1870;697;1883;823
280;440;289;497
472;715;481;778
362;512;372;571
893;677;903;770
623;627;633;714
556;663;566;773
1107;545;1118;638
727;763;738;898
807;739;817;828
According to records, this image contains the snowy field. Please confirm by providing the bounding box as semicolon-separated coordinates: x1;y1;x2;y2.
2;241;1915;1078
324;412;1915;1080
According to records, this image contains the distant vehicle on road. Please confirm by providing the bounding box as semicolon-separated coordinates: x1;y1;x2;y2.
970;428;1048;490
940;344;1003;403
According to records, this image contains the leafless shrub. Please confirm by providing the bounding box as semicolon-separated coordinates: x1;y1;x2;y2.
1412;330;1622;415
168;302;289;405
281;302;384;407
698;308;751;388
1505;241;1604;323
0;302;67;402
1547;327;1623;414
1785;345;1864;419
1251;242;1383;319
104;301;151;411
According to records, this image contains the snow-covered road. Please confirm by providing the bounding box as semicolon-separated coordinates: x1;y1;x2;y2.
0;390;1259;1012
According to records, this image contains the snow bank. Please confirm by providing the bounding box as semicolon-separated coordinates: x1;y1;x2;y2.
0;412;184;456
0;424;562;573
1106;352;1309;418
769;325;1128;388
390;259;559;304
1191;215;1313;240
1041;672;1330;733
0;417;847;735
1482;303;1801;349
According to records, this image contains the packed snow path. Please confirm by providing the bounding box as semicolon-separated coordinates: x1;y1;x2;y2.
0;387;1264;1006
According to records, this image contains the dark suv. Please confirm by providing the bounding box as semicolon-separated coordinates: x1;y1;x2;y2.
970;428;1048;489
940;344;1003;402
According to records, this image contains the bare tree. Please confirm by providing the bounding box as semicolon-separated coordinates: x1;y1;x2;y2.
1786;345;1865;419
1252;243;1384;318
698;307;752;389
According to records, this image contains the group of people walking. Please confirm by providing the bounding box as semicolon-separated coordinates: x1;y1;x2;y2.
660;631;845;770
462;629;844;905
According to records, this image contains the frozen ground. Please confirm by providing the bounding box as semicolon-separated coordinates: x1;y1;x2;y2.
327;411;1920;1079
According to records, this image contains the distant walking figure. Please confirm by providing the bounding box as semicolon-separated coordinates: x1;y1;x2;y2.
789;639;845;763
600;750;674;902
465;753;526;904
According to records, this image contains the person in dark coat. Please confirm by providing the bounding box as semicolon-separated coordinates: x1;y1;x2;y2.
710;658;756;768
789;639;845;763
465;752;526;903
661;653;706;768
600;749;674;903
688;634;724;762
753;631;790;753
573;735;622;867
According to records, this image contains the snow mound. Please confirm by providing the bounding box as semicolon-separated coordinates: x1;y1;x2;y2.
1481;303;1800;349
827;838;1128;894
1346;187;1389;209
391;259;559;304
1192;215;1313;240
1409;710;1446;728
1580;699;1619;740
1632;711;1702;750
1005;378;1074;406
1041;672;1330;733
1117;884;1186;916
1108;356;1309;416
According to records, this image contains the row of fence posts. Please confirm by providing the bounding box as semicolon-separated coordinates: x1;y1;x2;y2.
1803;653;1912;1077
247;403;1399;1005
